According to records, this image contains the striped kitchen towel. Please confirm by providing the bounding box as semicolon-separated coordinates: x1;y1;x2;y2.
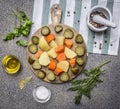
30;0;120;55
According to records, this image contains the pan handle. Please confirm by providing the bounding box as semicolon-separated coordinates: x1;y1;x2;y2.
51;4;62;25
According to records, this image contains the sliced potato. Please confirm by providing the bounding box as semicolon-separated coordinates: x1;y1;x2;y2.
57;61;69;72
65;47;77;58
39;52;50;66
47;48;57;58
39;36;51;51
57;36;65;45
49;40;57;48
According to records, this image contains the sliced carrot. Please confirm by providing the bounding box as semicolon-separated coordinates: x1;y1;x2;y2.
54;67;64;76
55;45;64;53
56;52;66;61
69;58;76;67
46;34;55;43
48;60;56;70
35;50;43;58
64;39;73;48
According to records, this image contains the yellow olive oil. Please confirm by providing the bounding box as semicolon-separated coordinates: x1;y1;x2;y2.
2;55;21;74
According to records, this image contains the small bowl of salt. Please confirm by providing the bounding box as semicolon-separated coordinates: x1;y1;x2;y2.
33;86;51;103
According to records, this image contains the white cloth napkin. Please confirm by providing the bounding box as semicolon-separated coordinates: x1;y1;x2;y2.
30;0;120;55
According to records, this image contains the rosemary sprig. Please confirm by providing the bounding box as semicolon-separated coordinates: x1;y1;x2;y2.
68;60;111;105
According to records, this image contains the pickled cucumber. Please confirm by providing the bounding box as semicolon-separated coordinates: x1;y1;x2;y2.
28;44;38;54
63;29;74;39
76;57;84;66
75;46;85;56
75;34;83;43
71;67;79;75
41;26;50;36
28;56;35;64
55;25;63;33
32;60;41;70
37;70;46;79
47;71;55;81
31;36;39;45
60;73;69;82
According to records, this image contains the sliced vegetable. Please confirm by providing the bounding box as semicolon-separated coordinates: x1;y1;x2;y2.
60;73;69;82
47;48;57;58
57;36;65;45
28;56;35;64
39;52;50;66
47;71;56;81
32;60;41;70
31;36;39;45
48;60;57;70
57;61;69;72
49;40;57;48
55;25;63;33
75;34;83;44
35;50;43;58
37;70;46;79
71;67;79;75
65;47;77;59
69;58;76;67
28;44;38;54
76;57;84;66
56;52;66;62
39;36;51;51
75;46;85;56
54;67;64;76
55;45;64;53
64;39;73;48
63;29;74;39
41;26;50;36
46;34;55;43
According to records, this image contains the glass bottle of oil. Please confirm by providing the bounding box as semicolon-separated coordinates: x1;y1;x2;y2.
2;55;21;74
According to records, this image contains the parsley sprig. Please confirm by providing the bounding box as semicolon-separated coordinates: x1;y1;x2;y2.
68;60;111;105
3;10;33;44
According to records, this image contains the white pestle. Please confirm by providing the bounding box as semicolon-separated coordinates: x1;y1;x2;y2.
93;15;117;28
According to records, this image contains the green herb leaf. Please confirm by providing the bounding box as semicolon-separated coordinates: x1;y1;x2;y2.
68;60;111;105
16;40;28;47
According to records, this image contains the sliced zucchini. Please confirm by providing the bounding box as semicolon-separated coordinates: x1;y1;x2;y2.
75;46;85;56
71;67;79;75
75;34;83;43
28;44;38;54
32;60;41;70
28;56;35;64
60;73;69;82
37;70;46;79
41;26;50;36
47;71;55;81
63;29;74;39
76;57;84;66
55;25;63;33
31;36;39;45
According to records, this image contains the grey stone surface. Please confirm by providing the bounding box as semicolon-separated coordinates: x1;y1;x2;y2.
0;0;120;109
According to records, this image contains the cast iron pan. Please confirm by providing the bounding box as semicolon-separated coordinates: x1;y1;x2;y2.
27;4;87;83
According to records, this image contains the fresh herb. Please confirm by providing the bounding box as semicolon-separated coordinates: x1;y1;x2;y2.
68;60;111;105
3;10;33;41
19;76;32;90
16;40;28;47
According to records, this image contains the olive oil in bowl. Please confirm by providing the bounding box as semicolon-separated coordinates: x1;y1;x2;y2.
2;55;21;74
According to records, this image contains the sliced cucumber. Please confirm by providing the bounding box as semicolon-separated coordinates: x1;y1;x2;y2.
31;36;39;45
41;26;50;36
75;34;83;43
75;46;85;56
47;71;55;81
60;73;69;82
28;44;38;54
71;67;79;75
63;29;74;39
55;25;63;33
32;60;41;70
76;57;84;66
37;70;46;79
28;56;35;64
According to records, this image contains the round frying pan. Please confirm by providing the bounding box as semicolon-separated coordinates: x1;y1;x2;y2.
27;4;87;84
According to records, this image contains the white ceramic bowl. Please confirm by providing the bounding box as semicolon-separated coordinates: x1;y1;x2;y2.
86;5;112;32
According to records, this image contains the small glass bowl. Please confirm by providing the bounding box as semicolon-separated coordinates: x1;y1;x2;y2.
33;86;51;103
